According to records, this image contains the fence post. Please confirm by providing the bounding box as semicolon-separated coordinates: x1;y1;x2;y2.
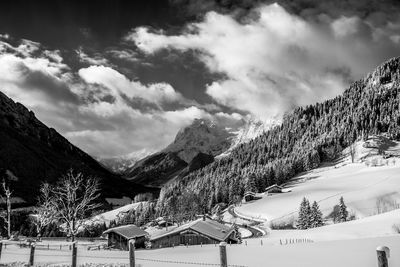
0;242;2;260
72;242;77;267
29;244;35;266
129;239;135;267
377;246;390;267
219;242;227;267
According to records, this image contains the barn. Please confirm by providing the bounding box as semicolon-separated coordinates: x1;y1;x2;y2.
103;224;148;250
150;218;238;248
243;191;256;202
265;184;283;195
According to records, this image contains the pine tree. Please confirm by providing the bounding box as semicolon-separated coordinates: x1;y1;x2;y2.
297;197;311;229
245;173;257;193
232;223;242;244
338;197;348;222
310;201;324;228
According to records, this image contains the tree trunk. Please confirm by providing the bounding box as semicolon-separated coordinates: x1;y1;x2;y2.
6;195;11;239
71;219;76;242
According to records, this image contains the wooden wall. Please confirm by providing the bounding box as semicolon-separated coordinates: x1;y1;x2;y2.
107;233;146;250
151;231;220;248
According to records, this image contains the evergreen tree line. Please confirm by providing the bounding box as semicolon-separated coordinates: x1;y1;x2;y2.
156;58;400;218
297;196;349;230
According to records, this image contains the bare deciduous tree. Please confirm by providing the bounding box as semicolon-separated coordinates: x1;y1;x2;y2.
0;180;12;238
32;183;56;240
50;169;101;241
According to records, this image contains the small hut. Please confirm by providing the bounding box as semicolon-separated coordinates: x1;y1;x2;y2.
103;224;148;250
265;184;283;195
244;191;256;202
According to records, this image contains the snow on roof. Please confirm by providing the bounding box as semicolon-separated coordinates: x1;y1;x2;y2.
103;224;148;239
265;184;283;191
150;219;234;242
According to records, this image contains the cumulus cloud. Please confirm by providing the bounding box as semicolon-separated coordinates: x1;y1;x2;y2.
0;37;244;157
78;65;187;109
128;3;400;118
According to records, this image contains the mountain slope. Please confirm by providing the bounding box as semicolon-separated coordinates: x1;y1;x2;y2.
164;118;234;163
0;91;158;204
156;56;400;216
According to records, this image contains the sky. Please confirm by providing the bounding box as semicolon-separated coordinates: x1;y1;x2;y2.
0;0;400;158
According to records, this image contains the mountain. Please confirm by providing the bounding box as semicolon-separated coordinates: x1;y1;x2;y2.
124;117;272;187
0;91;158;205
217;117;278;158
98;149;153;174
124;152;188;187
164;118;235;163
156;57;400;216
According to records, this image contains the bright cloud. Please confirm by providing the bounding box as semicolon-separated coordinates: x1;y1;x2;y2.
0;37;242;157
78;65;185;108
129;3;400;118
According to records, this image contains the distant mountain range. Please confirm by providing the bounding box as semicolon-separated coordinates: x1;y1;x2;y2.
122;117;274;187
98;149;153;174
0;91;158;205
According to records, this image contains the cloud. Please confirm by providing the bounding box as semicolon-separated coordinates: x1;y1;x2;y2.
0;54;78;105
129;3;400;118
0;36;244;158
78;65;187;109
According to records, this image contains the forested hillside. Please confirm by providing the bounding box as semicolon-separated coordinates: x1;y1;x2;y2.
156;57;400;218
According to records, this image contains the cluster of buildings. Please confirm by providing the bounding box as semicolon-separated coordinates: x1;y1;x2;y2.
103;217;238;250
103;184;286;250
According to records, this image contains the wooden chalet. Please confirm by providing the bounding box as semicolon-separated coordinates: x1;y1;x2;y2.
265;184;283;195
150;218;237;248
243;191;256;202
103;224;148;250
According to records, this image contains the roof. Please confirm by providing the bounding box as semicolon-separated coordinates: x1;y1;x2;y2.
265;184;283;191
103;224;148;239
150;219;235;242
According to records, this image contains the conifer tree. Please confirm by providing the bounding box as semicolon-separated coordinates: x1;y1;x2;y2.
310;201;324;228
338;197;348;222
245;173;257;193
297;197;311;229
233;223;242;244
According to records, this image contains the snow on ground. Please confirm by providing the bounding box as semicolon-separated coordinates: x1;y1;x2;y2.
236;161;400;224
1;235;399;267
264;208;400;245
87;202;146;226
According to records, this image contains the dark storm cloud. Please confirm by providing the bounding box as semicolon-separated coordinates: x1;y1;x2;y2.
169;0;400;22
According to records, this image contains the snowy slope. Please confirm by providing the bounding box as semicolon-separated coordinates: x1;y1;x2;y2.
235;138;400;223
217;117;278;158
87;202;146;226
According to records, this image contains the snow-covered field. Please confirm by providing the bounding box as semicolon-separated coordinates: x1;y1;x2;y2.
236;159;400;224
1;234;399;267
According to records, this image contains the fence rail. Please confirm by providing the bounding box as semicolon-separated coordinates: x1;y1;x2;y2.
0;241;392;267
0;241;249;267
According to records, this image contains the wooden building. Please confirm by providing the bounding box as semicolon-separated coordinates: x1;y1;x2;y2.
103;224;148;250
265;184;283;195
244;191;256;202
150;218;237;248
